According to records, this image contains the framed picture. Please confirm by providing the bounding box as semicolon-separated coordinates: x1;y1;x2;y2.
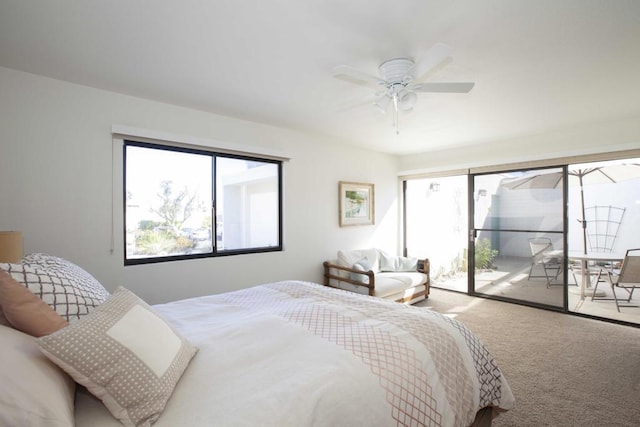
339;181;375;226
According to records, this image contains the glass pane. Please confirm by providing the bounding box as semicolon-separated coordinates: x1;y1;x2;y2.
473;168;565;308
567;157;640;325
568;158;640;254
474;231;565;307
216;157;279;251
405;175;468;292
475;167;564;232
125;146;213;260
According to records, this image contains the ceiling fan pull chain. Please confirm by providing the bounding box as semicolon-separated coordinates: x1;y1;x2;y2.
393;93;399;134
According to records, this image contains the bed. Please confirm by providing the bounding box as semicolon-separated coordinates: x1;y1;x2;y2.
1;254;514;427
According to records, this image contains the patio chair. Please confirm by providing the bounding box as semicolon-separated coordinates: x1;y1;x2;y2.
528;237;563;287
591;248;640;312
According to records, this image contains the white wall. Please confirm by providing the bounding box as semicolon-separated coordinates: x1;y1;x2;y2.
4;66;638;304
0;67;400;304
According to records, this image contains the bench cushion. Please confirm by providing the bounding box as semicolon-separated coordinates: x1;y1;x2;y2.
374;272;428;298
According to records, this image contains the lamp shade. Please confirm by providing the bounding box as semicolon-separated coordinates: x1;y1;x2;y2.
0;231;23;263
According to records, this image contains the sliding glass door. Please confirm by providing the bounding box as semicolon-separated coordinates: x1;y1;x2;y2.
404;156;640;325
403;168;567;307
471;167;566;308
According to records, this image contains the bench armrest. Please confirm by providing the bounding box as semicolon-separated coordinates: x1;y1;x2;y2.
322;261;375;296
417;258;430;274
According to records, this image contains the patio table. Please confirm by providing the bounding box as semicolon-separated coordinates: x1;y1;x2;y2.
568;251;624;299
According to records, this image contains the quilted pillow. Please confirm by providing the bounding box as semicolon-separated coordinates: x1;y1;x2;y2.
37;287;198;427
0;258;109;322
350;258;372;284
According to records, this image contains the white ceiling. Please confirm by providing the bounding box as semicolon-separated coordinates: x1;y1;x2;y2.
1;1;639;155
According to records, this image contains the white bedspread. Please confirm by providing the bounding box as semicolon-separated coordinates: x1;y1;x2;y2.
75;281;514;427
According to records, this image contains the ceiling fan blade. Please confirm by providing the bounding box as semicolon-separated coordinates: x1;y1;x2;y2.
335;93;385;112
411;82;475;93
333;65;385;88
405;42;452;82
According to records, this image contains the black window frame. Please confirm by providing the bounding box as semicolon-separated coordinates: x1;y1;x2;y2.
123;140;283;265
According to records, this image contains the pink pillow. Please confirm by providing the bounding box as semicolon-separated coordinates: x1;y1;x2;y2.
0;305;8;326
0;269;68;337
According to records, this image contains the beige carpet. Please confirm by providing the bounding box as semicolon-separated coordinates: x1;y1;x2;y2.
417;288;640;427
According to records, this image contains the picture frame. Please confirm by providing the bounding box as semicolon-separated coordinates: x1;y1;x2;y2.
339;181;375;226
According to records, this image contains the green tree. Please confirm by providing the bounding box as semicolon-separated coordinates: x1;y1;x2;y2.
151;180;198;235
138;220;160;231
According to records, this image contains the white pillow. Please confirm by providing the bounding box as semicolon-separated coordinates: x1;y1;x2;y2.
350;258;372;284
379;252;418;272
0;324;75;427
338;248;380;272
37;287;198;427
397;257;418;272
379;251;400;271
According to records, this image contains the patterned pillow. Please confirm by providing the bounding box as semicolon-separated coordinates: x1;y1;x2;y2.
22;253;110;300
37;287;198;427
0;258;109;322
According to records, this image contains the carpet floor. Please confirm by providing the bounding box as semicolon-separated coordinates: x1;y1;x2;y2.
417;288;640;427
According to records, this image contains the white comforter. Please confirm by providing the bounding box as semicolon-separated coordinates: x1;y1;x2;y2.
75;281;514;427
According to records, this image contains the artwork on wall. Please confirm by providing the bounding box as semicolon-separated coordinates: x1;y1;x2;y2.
339;181;375;226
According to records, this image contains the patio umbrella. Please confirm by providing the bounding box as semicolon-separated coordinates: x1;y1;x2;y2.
502;162;640;255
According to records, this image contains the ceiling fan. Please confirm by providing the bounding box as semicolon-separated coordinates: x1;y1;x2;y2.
333;43;474;134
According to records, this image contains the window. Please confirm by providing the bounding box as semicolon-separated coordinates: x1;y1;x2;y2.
124;141;282;265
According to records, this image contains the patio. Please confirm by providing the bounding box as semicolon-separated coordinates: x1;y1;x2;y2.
432;255;639;324
406;158;640;326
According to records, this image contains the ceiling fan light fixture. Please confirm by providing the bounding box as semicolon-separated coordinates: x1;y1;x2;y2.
398;89;417;111
374;95;391;113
